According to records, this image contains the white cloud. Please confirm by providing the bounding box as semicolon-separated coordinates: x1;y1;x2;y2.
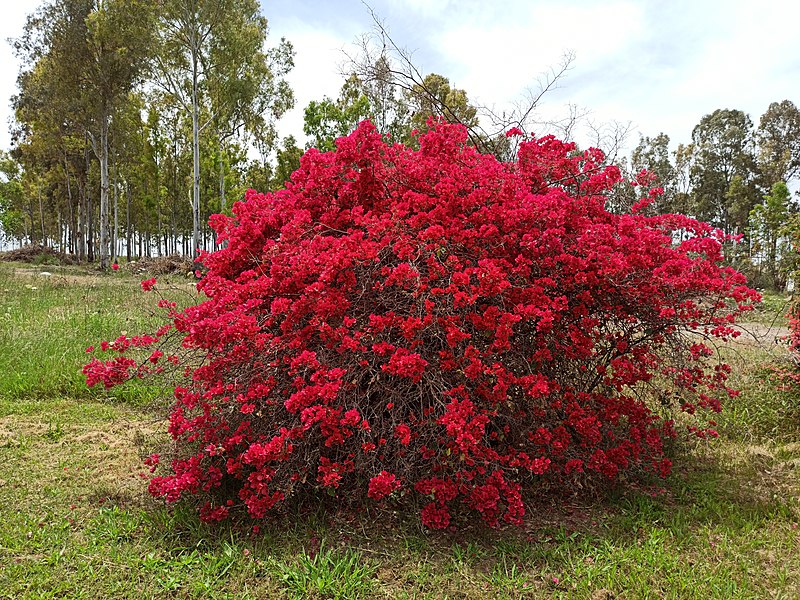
0;0;40;150
425;1;648;148
276;22;356;144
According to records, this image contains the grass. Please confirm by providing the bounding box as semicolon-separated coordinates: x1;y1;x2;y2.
748;289;792;328
272;546;378;599
0;263;194;402
1;262;800;598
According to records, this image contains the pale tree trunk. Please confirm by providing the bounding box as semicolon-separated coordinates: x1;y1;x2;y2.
87;187;94;262
126;179;132;262
79;184;87;261
156;168;163;256
63;154;75;255
191;36;201;261
37;183;45;246
219;148;225;213
217;139;227;248
98;106;110;269
25;200;32;244
112;158;119;264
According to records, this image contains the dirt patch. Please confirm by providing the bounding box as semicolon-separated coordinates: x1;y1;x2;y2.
0;413;166;506
8;267;108;287
729;322;791;347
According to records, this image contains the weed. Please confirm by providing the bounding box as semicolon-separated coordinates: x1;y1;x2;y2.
42;420;64;442
272;545;378;599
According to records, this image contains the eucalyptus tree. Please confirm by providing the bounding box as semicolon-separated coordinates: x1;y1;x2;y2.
84;0;156;268
271;135;303;190
689;109;761;236
406;73;479;139
12;0;156;267
207;19;293;215
0;152;26;246
750;181;793;288
154;0;293;257
13;1;91;256
304;76;373;152
303;70;478;152
756;100;800;188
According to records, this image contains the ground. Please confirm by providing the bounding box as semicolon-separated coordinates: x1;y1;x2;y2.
1;263;799;599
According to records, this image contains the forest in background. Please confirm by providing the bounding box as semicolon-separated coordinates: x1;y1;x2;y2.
0;0;799;290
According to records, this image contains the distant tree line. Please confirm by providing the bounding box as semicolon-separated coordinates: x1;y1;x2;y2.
610;102;800;289
1;0;294;268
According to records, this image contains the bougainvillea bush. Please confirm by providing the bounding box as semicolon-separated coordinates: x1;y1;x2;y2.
85;121;759;529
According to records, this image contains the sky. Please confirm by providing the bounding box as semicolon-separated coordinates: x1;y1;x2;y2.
1;0;799;157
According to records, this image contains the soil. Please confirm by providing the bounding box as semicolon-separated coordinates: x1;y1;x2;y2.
728;322;791;347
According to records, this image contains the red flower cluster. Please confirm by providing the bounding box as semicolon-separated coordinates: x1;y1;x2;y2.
772;300;800;390
85;120;759;528
368;471;401;500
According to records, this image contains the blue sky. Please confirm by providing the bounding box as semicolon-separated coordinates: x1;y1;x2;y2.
2;0;799;156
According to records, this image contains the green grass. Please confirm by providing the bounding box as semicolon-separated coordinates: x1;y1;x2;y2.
1;262;800;598
747;289;792;328
272;546;378;599
0;263;193;402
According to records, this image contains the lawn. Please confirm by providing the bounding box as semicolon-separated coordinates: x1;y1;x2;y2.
1;262;799;599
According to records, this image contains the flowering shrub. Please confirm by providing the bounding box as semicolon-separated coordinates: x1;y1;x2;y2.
85;121;759;528
771;296;800;390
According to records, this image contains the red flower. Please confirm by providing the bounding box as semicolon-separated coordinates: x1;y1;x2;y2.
394;424;412;446
420;502;451;529
367;471;401;500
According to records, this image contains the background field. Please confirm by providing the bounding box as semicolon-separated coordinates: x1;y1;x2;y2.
1;262;799;599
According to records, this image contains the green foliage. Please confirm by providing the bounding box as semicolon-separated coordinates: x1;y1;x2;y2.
9;0;293;261
757;99;800;187
155;0;294;256
303;76;372;152
302;69;480;152
630;133;678;213
0;152;25;242
750;181;794;288
689;109;761;236
407;73;479;138
271;136;303;190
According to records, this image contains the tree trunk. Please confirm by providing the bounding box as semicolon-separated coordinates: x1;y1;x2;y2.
156;170;163;257
86;136;94;262
64;155;75;255
126;179;132;262
98;107;110;269
112;157;119;264
87;187;94;263
25;200;33;244
219;147;226;214
217;140;227;249
78;181;86;262
38;183;46;247
191;43;201;261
